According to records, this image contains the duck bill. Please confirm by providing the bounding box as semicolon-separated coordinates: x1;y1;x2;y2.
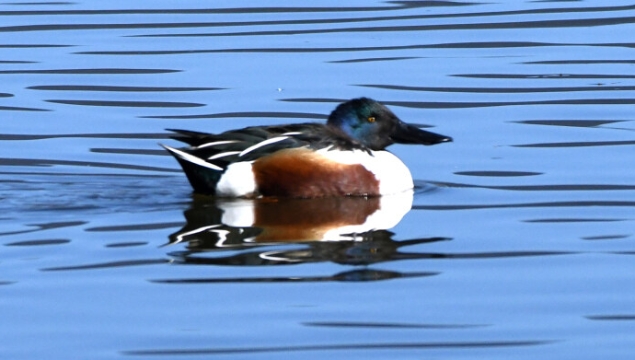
391;121;453;145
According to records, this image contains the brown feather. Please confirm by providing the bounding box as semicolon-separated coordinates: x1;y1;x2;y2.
252;148;380;198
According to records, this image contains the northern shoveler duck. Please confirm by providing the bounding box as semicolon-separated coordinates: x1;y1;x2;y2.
163;97;452;198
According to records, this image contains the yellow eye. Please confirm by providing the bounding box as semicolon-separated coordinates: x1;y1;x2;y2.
368;116;376;123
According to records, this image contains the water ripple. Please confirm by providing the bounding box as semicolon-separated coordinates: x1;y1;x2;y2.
0;68;180;74
123;340;554;356
29;85;223;92
46;99;205;108
413;201;635;211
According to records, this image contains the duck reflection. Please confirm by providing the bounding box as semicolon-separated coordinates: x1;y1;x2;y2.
166;191;448;271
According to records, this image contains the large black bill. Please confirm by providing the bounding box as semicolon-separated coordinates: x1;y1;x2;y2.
391;121;453;145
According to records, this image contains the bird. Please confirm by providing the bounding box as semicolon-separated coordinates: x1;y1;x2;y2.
162;97;451;198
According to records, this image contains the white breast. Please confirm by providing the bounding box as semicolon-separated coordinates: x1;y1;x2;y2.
316;148;414;195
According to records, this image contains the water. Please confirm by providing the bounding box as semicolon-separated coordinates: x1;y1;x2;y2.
1;1;635;358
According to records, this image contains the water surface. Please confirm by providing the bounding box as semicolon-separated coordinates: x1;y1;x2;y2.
1;1;635;359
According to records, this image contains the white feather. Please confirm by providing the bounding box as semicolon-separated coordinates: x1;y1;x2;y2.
215;162;256;197
196;140;239;149
208;151;241;160
239;136;289;157
162;145;222;171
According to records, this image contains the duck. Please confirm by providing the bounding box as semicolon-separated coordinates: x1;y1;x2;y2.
162;97;451;198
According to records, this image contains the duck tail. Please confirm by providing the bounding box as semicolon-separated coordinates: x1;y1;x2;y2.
162;144;223;195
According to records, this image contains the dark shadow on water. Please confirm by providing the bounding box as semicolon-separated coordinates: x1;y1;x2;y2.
123;339;554;356
42;259;169;271
586;315;635;321
45;99;205;108
5;238;70;246
359;84;635;94
0;157;179;173
282;97;635;110
514;120;628;128
0;68;180;74
0;132;169;141
514;140;635;148
303;321;485;329
28;85;223;92
582;234;630;241
0;220;86;237
455;171;542;177
435;181;635;192
413;201;635;211
152;269;437;284
142;111;325;120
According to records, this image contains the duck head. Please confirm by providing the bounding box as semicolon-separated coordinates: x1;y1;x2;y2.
327;97;452;150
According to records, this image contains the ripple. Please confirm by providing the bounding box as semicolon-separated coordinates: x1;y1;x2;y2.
522;59;635;65
0;68;180;74
282;97;635;109
90;148;166;156
514;120;627;128
46;99;205;108
0;105;48;111
5;238;70;246
123;340;553;356
0;60;37;64
303;321;485;329
85;221;183;232
0;157;178;172
105;242;149;248
514;140;635;148
77;41;556;55
0;44;72;48
455;171;542;177
0;2;463;17
0;220;85;237
142;111;324;120
3;2;74;6
582;234;631;241
117;16;635;38
151;269;437;284
0;132;168;141
455;73;635;79
359;84;635;94
524;218;626;223
29;85;223;92
586;315;635;321
329;56;420;63
42;258;169;271
413;201;635;211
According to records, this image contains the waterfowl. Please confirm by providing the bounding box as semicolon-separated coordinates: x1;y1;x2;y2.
163;97;451;198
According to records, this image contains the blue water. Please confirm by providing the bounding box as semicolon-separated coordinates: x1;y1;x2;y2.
2;1;635;359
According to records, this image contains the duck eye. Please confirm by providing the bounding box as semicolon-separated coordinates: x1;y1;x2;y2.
367;116;376;123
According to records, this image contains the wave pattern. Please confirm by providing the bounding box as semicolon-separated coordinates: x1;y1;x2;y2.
0;1;634;359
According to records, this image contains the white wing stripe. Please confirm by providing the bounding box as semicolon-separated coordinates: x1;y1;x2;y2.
208;151;241;160
239;136;289;157
196;140;238;149
162;145;223;171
